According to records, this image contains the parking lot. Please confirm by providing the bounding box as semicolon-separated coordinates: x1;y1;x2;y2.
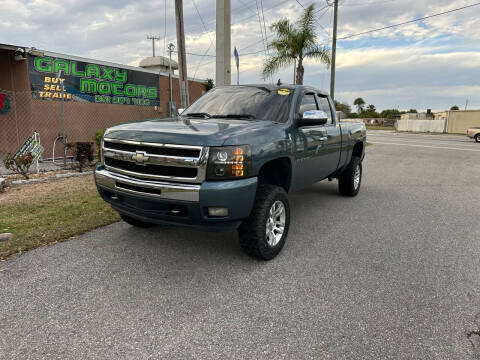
1;131;480;359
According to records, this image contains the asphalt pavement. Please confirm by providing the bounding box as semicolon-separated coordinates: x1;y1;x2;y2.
1;131;480;359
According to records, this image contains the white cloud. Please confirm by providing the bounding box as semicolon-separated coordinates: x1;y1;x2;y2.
0;0;479;110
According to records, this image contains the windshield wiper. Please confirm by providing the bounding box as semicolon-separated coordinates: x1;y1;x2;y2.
184;112;212;118
211;114;256;119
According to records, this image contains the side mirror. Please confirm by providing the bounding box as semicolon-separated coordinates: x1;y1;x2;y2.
298;110;328;126
177;108;185;115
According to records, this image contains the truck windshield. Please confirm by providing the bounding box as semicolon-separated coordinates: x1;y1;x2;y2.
183;86;293;122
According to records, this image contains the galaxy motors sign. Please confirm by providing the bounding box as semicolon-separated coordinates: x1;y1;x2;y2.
28;55;160;106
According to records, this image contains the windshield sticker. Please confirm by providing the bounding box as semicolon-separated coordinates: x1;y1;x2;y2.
277;88;290;96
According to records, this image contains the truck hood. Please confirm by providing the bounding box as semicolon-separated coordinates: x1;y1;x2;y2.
104;117;277;146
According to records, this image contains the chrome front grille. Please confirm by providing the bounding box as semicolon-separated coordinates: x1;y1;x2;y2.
102;138;208;183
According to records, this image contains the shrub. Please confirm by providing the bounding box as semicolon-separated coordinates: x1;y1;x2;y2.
205;78;214;91
67;142;94;172
3;152;34;180
93;129;105;160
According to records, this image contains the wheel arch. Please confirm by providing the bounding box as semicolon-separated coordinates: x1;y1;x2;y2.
256;157;293;193
352;141;364;159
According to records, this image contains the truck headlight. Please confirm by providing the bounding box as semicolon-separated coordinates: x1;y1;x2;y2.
206;145;251;180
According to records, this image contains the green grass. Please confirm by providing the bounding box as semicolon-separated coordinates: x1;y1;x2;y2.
0;177;119;260
366;125;395;131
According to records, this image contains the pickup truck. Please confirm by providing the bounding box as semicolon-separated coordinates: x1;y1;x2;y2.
95;84;366;260
467;127;480;143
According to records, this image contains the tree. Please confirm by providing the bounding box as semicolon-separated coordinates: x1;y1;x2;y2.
360;104;379;118
450;105;459;110
334;100;351;116
380;109;402;119
262;4;330;85
353;98;365;113
408;108;418;113
205;78;214;91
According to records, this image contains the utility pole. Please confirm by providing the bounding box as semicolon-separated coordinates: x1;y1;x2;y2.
174;0;189;108
147;35;160;57
167;43;175;117
216;0;231;86
330;0;338;101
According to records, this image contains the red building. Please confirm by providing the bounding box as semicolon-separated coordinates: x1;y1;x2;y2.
0;43;207;158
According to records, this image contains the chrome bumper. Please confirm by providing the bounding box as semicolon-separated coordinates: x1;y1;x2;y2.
95;168;200;202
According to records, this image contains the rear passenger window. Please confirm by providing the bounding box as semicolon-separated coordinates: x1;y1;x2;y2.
317;96;333;124
299;94;318;115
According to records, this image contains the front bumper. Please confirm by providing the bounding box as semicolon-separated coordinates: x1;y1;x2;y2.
94;165;258;231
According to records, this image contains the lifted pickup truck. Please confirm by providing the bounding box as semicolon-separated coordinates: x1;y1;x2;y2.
95;84;366;260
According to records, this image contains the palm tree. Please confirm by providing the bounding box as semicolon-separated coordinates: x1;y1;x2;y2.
262;4;330;85
353;98;365;113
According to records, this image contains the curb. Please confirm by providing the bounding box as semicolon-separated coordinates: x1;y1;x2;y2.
11;171;93;185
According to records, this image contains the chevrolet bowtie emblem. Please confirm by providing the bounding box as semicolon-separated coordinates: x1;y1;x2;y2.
131;151;149;164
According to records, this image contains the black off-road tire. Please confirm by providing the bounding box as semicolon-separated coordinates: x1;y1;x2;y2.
338;156;362;197
120;213;156;228
475;134;480;143
238;184;290;260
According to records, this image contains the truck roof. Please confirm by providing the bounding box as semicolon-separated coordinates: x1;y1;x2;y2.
218;84;330;97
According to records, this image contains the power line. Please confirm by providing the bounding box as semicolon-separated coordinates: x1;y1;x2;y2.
190;0;216;79
190;0;332;73
255;0;268;58
163;0;289;61
260;0;269;48
236;0;330;54
339;2;480;40
293;0;331;38
237;0;257;14
193;40;215;78
173;50;215;57
191;0;215;50
315;3;332;14
204;0;292;30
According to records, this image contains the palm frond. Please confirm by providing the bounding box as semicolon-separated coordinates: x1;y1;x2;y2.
270;19;295;42
304;45;331;68
298;4;316;37
262;54;294;80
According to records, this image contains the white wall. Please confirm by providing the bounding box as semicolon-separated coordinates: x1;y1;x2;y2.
397;119;446;133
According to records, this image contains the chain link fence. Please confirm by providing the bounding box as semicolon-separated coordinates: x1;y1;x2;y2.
0;88;161;164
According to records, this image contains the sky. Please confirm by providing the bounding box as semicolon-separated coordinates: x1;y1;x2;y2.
1;0;480;111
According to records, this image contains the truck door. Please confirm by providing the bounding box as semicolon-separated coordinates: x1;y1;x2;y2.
316;94;342;177
292;92;329;189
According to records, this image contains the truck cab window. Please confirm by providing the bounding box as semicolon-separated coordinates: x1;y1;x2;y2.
317;96;333;125
299;94;318;115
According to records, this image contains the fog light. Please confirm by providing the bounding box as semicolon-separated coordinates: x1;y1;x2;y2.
208;207;229;217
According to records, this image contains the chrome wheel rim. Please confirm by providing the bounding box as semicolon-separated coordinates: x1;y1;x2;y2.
265;200;286;247
353;165;361;190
